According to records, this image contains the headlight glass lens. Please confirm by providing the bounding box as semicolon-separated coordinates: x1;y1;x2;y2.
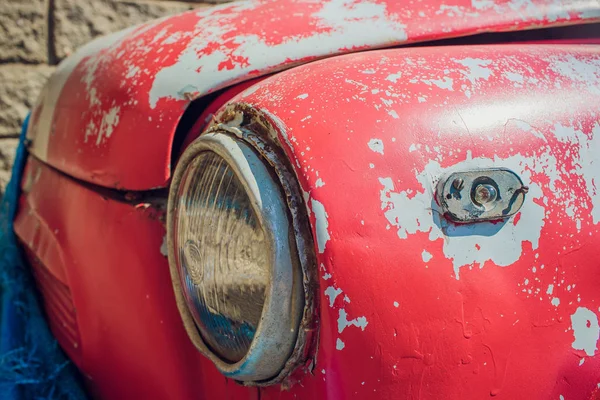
174;151;269;363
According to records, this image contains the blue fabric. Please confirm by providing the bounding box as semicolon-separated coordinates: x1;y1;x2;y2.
0;115;88;400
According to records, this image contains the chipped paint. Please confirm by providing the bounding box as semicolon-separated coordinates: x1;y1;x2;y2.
378;154;547;279
549;55;600;95
148;0;408;108
97;106;121;145
422;76;454;90
552;122;600;224
421;250;433;263
337;309;368;334
325;286;343;307
311;198;330;254
160;234;168;257
552;297;561;307
453;58;494;84
367;138;384;155
571;307;600;357
235;43;600;399
27;0;600;190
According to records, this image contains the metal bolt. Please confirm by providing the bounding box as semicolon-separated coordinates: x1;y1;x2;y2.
473;183;498;207
452;178;464;191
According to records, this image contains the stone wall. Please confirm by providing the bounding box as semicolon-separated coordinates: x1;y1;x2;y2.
0;0;229;195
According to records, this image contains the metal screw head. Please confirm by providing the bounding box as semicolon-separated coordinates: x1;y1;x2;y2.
473;183;498;208
452;178;465;191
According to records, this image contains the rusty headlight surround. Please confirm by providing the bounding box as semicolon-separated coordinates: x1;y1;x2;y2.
167;107;318;384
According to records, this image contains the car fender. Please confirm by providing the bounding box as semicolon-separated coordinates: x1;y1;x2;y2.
210;44;600;399
26;0;600;190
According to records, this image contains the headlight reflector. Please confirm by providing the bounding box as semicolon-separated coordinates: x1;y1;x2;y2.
175;151;269;363
167;131;304;382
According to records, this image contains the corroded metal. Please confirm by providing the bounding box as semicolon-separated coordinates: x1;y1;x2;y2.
437;168;527;222
207;104;321;387
166;130;307;382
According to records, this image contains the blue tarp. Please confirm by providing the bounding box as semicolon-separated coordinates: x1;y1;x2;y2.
0;115;87;399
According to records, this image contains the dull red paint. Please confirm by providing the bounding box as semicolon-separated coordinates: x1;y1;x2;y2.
26;0;600;190
225;44;600;399
16;43;600;399
14;157;258;400
15;0;600;398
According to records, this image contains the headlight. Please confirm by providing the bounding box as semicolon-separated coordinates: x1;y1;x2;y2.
167;131;304;381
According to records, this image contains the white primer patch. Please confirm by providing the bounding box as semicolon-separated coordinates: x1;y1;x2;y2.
504;71;524;83
368;138;384;155
379;152;548;279
422;77;453;91
149;0;407;108
311;199;331;254
388;110;399;119
336;338;345;350
160;234;168;257
386;72;402;83
453;57;493;85
337;309;368;333
421;250;433;263
551;297;560;307
547;284;554;295
548;55;600;96
125;64;141;79
571;307;600;357
552;123;600;224
325;286;343;307
96;106;121;145
32;26;135;155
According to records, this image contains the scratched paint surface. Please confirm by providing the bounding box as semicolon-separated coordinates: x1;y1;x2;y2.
27;0;600;190
226;45;600;399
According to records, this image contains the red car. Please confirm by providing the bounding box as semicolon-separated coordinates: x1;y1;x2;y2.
10;0;600;398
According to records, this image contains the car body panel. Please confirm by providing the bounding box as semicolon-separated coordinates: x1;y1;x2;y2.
14;157;262;399
16;43;600;398
26;0;600;190
230;44;600;399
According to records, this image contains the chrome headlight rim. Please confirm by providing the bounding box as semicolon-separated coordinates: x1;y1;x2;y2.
167;130;304;382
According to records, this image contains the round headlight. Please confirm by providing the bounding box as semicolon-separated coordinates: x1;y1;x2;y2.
167;131;304;381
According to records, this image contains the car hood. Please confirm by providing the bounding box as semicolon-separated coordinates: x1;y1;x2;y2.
27;0;600;190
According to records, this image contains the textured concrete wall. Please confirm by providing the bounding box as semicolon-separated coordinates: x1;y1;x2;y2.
0;0;229;195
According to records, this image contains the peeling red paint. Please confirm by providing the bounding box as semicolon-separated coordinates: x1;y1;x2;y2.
15;0;600;398
19;43;600;400
226;44;600;399
26;0;600;190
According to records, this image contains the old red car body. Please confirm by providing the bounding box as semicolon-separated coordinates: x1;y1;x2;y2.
14;0;600;398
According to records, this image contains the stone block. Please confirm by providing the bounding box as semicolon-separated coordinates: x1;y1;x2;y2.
0;64;56;137
0;138;19;197
0;0;48;63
